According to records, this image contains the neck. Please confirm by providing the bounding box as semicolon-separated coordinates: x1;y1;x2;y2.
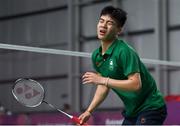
101;38;116;55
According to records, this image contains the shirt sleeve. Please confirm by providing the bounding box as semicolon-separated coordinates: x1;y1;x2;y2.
119;48;140;77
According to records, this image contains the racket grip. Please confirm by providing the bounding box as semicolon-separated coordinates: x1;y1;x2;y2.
71;116;88;126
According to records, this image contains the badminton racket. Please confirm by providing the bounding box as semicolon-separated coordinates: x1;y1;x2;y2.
12;78;88;125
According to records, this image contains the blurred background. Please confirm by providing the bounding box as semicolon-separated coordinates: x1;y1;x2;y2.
0;0;180;125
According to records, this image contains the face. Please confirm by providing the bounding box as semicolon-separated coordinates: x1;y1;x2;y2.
97;15;120;42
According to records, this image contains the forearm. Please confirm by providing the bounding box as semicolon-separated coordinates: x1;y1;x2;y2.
82;72;141;92
106;73;142;91
107;78;140;91
86;85;109;113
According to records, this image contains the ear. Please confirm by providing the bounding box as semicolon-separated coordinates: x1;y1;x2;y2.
117;27;123;36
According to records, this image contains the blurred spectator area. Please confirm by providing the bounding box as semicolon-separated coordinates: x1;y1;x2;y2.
0;95;179;125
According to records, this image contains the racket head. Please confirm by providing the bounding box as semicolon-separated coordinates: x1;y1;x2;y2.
12;78;44;107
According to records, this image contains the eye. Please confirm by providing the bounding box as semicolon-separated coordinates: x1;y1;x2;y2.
107;21;114;26
99;19;104;23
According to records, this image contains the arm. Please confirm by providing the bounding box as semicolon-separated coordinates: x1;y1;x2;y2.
87;84;109;113
107;73;142;91
82;72;142;91
80;72;141;124
79;84;109;124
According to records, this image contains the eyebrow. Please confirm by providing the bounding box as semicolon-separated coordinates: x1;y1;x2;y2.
99;17;115;24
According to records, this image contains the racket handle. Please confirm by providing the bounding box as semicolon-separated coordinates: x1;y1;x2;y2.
71;116;88;126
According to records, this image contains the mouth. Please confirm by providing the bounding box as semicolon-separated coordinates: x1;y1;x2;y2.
99;29;107;35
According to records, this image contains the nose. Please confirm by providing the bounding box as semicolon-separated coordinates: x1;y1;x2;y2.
100;21;107;28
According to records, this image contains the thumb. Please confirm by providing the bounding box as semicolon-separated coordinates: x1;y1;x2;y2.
78;115;84;124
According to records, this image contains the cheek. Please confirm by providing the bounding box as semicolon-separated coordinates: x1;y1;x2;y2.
108;27;116;34
97;23;100;30
97;26;99;35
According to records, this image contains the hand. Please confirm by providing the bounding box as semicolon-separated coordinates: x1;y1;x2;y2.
82;72;106;85
78;111;91;125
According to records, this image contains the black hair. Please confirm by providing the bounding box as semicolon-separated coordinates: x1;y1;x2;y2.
100;6;127;27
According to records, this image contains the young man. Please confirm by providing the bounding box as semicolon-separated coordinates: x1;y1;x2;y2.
79;6;167;125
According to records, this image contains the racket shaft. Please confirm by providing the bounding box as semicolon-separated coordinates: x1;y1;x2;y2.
43;101;72;118
56;108;72;118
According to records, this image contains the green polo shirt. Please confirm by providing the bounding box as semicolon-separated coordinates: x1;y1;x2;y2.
92;38;165;117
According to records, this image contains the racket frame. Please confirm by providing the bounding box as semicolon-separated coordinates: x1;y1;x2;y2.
12;78;45;108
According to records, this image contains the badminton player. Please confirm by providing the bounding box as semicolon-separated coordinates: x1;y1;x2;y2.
79;6;167;125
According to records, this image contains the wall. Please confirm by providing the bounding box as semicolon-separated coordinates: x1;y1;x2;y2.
0;0;179;113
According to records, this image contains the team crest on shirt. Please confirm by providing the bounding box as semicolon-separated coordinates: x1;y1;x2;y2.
109;59;114;70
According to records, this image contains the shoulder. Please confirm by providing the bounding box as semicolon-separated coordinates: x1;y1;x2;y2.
114;39;140;60
117;39;134;49
114;39;136;54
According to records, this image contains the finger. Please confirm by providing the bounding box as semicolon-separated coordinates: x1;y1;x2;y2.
82;75;88;80
82;77;90;82
80;120;84;124
82;73;90;79
79;116;85;124
83;76;93;82
83;80;91;84
85;72;92;74
85;72;95;76
83;78;94;84
78;115;83;120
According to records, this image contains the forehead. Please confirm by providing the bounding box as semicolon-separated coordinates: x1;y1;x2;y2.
99;14;115;21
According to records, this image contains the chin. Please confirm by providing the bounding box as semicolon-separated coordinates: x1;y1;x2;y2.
98;35;106;40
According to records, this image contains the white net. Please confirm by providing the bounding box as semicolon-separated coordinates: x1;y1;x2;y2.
0;43;180;113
